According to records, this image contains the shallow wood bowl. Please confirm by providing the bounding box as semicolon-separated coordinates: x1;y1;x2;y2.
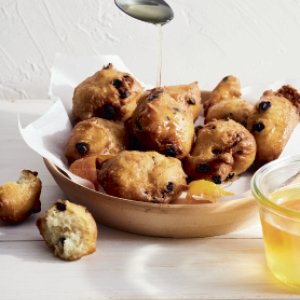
44;159;258;238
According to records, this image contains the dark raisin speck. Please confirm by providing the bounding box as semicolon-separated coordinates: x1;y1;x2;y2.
213;176;222;184
187;98;196;105
56;202;66;212
112;79;122;89
165;145;177;157
222;76;229;81
58;237;66;248
102;105;116;120
119;90;129;99
259;101;271;113
166;182;174;193
75;142;89;155
196;164;211;173
212;149;222;155
252;122;265;132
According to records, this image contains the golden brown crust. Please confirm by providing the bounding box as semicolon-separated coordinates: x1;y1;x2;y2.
98;151;187;203
72;63;144;122
276;84;300;115
37;199;97;261
204;75;241;115
65;117;125;164
204;75;253;126
0;170;42;224
184;119;256;183
248;89;299;165
205;97;254;127
126;88;195;159
165;82;201;120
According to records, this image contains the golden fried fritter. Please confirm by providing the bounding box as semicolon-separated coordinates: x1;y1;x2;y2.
204;75;253;127
248;89;299;165
97;151;187;203
72;63;144;122
37;200;97;261
184;119;256;183
65;117;125;164
165;82;201;120
126;88;194;159
0;170;42;224
204;75;241;115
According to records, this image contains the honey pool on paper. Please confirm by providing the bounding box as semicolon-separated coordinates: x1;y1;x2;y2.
260;186;300;288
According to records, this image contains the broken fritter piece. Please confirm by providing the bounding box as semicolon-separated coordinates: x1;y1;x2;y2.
37;199;97;261
0;170;42;224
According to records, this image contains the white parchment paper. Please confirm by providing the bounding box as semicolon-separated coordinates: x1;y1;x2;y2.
18;54;300;196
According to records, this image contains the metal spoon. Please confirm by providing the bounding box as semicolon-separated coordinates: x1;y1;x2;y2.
114;0;174;25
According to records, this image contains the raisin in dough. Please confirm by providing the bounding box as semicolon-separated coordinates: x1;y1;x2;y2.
65;117;125;164
37;200;97;261
248;88;299;165
72;63;144;122
184;119;257;183
165;82;201;120
98;151;187;203
126;88;194;159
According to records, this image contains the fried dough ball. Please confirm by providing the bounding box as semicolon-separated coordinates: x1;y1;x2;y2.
65;117;125;164
205;97;254;127
72;63;144;122
248;89;299;165
204;75;254;126
0;170;42;224
37;200;97;261
184;119;256;183
126;88;194;159
204;75;241;114
165;82;201;120
98;151;187;203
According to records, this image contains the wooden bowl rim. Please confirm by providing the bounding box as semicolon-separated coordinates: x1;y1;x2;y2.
44;158;254;210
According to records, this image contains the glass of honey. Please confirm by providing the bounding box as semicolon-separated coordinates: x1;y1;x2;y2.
251;155;300;289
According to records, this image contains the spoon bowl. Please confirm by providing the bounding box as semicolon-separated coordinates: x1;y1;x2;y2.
115;0;174;25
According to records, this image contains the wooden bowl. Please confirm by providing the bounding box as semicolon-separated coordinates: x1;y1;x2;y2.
44;158;258;238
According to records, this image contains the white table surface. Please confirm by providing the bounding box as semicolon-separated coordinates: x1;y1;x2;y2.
0;100;299;300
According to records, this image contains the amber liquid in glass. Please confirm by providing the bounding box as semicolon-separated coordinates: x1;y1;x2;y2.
260;187;300;289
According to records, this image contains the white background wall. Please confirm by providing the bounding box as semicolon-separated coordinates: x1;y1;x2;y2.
1;0;300;100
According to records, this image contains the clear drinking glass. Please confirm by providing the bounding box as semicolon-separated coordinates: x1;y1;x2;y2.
251;155;300;289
